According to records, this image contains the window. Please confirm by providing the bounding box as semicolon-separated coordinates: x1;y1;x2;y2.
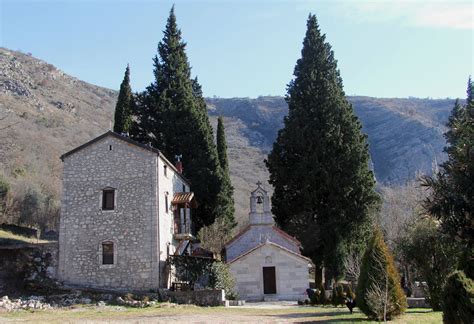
165;193;169;213
102;242;114;264
109;145;113;151
102;189;115;210
164;165;167;177
182;184;186;192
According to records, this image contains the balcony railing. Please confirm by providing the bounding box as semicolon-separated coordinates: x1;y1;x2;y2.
173;222;194;240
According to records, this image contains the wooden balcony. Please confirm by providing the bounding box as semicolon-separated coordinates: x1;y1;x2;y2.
173;222;194;241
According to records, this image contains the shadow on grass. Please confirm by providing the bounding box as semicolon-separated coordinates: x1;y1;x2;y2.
0;238;31;245
263;308;372;323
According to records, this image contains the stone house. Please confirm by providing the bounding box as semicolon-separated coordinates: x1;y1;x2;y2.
225;183;312;301
58;131;196;291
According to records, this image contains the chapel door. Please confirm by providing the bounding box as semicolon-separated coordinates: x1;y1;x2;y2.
263;266;277;294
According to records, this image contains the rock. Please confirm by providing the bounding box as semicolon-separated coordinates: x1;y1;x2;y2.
116;297;125;305
97;301;106;307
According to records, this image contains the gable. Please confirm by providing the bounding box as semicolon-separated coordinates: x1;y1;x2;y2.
61;131;190;185
227;242;312;265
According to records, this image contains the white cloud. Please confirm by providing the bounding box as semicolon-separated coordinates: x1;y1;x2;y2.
338;0;473;30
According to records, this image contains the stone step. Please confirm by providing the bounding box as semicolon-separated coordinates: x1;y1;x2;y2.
263;295;279;302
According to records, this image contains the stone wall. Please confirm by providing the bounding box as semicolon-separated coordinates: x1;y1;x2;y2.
160;289;225;306
0;243;58;296
228;243;310;301
58;136;160;290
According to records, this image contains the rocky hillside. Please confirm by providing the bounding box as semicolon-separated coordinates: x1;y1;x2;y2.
0;48;454;226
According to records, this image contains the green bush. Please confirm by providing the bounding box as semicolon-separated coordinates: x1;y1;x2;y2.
331;286;338;307
318;283;327;305
209;261;238;300
0;175;9;213
310;289;319;306
441;270;474;324
356;227;407;321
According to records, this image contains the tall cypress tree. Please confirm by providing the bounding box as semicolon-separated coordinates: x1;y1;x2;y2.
266;14;380;279
113;64;133;133
134;6;223;230
423;77;473;277
216;116;236;231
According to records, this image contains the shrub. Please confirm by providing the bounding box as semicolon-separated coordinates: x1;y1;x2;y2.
331;286;338;307
400;217;460;310
331;284;346;307
0;175;10;214
318;283;327;305
345;284;355;300
310;289;319;306
356;227;407;321
209;261;238;300
441;270;474;324
336;284;346;305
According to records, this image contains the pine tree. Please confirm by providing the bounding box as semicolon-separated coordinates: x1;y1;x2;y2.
113;64;134;133
133;6;223;230
423;77;473;272
216;116;236;231
356;228;407;321
265;14;380;279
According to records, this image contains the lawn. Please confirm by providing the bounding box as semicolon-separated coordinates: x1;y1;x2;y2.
0;304;442;323
0;229;51;246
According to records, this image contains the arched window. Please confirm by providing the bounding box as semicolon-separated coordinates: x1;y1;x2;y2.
102;241;114;265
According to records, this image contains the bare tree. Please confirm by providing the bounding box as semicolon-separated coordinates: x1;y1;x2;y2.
344;249;362;286
197;217;233;260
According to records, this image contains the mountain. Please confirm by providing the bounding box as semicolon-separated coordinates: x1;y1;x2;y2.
0;48;454;227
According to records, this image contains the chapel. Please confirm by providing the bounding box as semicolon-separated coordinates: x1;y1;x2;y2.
225;182;312;301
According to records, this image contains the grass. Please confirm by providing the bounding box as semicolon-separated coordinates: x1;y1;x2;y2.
0;304;442;323
0;229;51;246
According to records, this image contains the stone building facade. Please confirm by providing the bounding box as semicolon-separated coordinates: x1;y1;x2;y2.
58;131;195;291
225;183;311;301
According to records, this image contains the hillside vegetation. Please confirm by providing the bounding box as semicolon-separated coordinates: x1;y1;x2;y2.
0;48;455;226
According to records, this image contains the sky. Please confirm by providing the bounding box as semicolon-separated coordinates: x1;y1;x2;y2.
1;0;473;99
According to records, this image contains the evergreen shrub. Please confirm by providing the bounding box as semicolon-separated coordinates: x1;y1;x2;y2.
441;270;474;324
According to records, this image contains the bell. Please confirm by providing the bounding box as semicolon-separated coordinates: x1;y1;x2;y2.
256;196;263;204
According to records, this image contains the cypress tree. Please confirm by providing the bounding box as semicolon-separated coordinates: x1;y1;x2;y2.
216;116;236;231
356;228;407;321
133;6;223;230
266;14;380;279
423;77;473;274
113;64;133;133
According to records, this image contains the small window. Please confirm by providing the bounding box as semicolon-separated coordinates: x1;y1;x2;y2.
109;145;112;151
102;189;115;210
165;193;169;213
182;184;186;192
102;242;114;264
164;165;167;177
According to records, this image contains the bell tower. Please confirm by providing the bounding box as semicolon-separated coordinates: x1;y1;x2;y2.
249;181;274;225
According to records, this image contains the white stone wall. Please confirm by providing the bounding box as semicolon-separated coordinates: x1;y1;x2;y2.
226;225;300;262
58;136;160;290
156;157;190;287
228;244;310;301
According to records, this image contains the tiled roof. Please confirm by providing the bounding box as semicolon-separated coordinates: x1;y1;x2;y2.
172;192;196;206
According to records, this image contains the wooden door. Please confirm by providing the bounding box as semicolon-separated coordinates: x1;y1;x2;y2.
263;266;276;294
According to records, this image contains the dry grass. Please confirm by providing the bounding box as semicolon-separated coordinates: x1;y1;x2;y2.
0;305;441;323
0;229;51;245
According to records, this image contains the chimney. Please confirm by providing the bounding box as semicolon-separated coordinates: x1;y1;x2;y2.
175;154;183;174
